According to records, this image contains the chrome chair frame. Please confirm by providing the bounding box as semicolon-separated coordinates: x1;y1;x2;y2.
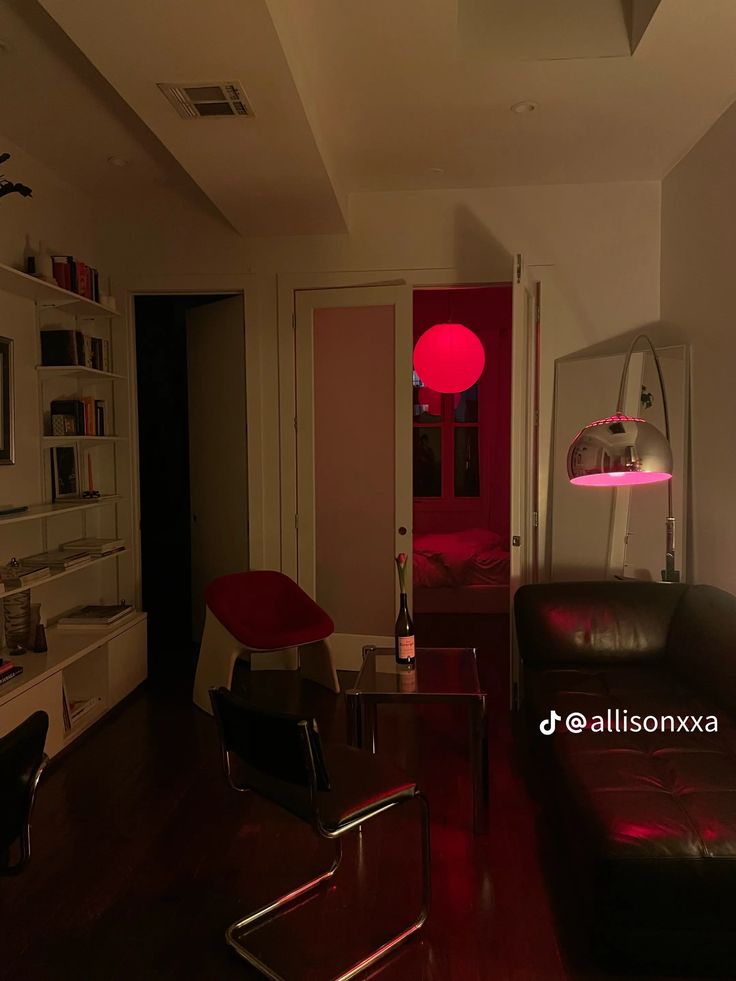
212;696;431;981
2;751;48;876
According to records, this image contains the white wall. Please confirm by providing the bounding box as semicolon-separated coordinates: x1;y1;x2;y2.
661;102;736;592
126;180;661;577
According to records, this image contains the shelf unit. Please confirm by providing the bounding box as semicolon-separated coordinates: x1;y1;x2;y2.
0;262;120;318
0;260;146;759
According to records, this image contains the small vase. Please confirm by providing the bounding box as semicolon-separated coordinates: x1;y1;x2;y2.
4;589;31;655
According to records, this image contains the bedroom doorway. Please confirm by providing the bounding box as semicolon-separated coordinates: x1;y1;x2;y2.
412;285;513;630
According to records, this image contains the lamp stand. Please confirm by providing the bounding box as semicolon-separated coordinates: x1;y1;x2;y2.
617;335;680;583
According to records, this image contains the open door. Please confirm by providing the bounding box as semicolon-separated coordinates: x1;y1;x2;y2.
295;285;413;669
510;255;540;704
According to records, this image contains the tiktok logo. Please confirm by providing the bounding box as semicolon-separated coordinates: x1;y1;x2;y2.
539;710;562;735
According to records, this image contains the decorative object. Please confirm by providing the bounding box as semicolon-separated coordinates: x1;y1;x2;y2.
50;445;79;501
3;585;31;654
566;334;679;582
0;335;14;465
0;152;32;200
413;322;485;393
394;552;415;665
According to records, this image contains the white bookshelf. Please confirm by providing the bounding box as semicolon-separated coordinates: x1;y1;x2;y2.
0;260;146;758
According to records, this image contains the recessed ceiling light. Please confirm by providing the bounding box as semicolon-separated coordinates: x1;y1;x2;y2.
107;156;129;168
511;101;538;114
429;167;445;175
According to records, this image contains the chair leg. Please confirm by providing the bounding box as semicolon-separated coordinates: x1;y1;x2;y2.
193;609;246;714
226;840;343;979
331;793;431;981
225;794;431;981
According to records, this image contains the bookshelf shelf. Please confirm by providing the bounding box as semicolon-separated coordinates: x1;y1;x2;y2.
42;435;126;446
0;497;123;526
0;612;146;709
0;549;128;600
36;365;124;382
0;262;119;317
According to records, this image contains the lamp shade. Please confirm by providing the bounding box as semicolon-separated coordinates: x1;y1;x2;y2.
413;322;485;393
567;413;673;486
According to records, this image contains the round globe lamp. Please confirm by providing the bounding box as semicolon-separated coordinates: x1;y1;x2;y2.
413;322;485;393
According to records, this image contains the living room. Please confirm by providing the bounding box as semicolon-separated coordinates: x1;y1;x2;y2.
1;1;735;979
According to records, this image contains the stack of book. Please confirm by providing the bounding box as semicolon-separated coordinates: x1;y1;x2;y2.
57;604;134;630
21;549;92;573
61;538;125;556
61;680;101;732
41;329;111;372
50;397;107;437
0;660;23;687
0;563;50;589
49;256;101;302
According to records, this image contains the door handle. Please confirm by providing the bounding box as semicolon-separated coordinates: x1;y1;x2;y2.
398;527;408;536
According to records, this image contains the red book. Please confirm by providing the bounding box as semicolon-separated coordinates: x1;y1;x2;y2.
52;259;71;291
76;262;89;299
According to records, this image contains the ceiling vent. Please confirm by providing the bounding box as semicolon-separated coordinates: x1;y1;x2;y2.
157;81;253;119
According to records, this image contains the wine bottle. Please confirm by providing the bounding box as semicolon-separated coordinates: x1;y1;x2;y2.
395;592;416;665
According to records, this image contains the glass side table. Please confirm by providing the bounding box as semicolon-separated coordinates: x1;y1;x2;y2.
345;646;489;833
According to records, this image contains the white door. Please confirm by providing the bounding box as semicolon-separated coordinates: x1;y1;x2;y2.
295;286;413;669
510;255;539;702
187;296;249;641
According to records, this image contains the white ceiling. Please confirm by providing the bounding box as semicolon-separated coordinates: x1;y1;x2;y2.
3;0;736;237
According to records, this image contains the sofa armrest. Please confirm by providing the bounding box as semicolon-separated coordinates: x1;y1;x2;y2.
515;581;688;667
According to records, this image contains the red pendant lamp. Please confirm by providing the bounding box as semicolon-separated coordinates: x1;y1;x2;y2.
413;321;485;394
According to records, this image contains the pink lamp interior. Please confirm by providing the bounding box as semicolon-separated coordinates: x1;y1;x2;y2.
571;472;672;487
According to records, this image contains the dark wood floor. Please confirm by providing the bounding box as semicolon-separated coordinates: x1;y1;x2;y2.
0;616;691;980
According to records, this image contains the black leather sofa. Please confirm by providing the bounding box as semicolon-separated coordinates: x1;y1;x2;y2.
515;581;736;974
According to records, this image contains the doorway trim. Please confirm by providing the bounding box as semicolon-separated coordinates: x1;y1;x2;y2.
277;267;525;582
128;274;255;612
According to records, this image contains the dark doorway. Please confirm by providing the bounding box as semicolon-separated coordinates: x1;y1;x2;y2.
134;294;248;683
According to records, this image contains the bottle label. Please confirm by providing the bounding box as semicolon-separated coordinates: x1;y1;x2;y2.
398;636;415;661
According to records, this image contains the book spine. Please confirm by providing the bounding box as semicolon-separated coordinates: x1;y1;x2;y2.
0;667;23;686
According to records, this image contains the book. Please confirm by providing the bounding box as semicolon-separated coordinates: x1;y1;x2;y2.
41;329;83;367
0;564;50;587
68;696;101;725
21;549;91;571
0;665;23;686
61;538;124;555
50;398;85;435
57;603;134;628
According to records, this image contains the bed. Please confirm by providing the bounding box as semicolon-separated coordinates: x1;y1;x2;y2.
412;528;510;614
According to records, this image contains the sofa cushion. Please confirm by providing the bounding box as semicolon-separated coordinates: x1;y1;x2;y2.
668;583;736;714
515;581;688;667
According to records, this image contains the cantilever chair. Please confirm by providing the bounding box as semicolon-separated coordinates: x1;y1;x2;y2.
0;710;49;875
193;571;338;714
210;687;431;981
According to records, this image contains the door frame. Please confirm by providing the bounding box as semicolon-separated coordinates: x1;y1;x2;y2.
128;277;253;612
278;266;534;583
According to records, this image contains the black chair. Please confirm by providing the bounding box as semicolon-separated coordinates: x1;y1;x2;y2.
210;687;431;981
0;711;49;875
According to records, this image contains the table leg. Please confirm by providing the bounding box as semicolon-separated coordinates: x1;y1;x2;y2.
346;693;362;748
470;695;489;834
363;701;378;753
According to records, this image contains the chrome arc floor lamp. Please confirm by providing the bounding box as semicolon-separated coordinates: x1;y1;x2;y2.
566;334;680;583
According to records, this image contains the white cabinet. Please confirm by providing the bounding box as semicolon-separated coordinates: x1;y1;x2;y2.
0;674;65;756
108;617;147;703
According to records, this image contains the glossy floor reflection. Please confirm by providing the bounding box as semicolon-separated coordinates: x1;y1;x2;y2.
0;615;695;980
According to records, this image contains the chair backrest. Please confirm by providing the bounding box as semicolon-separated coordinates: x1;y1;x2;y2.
209;688;331;792
0;710;49;874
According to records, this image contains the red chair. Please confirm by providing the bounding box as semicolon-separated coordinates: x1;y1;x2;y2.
193;571;337;713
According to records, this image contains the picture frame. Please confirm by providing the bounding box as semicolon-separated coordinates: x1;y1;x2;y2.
50;444;80;501
0;335;14;465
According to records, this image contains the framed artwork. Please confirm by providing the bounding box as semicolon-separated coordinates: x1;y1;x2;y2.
0;335;14;465
50;444;80;500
